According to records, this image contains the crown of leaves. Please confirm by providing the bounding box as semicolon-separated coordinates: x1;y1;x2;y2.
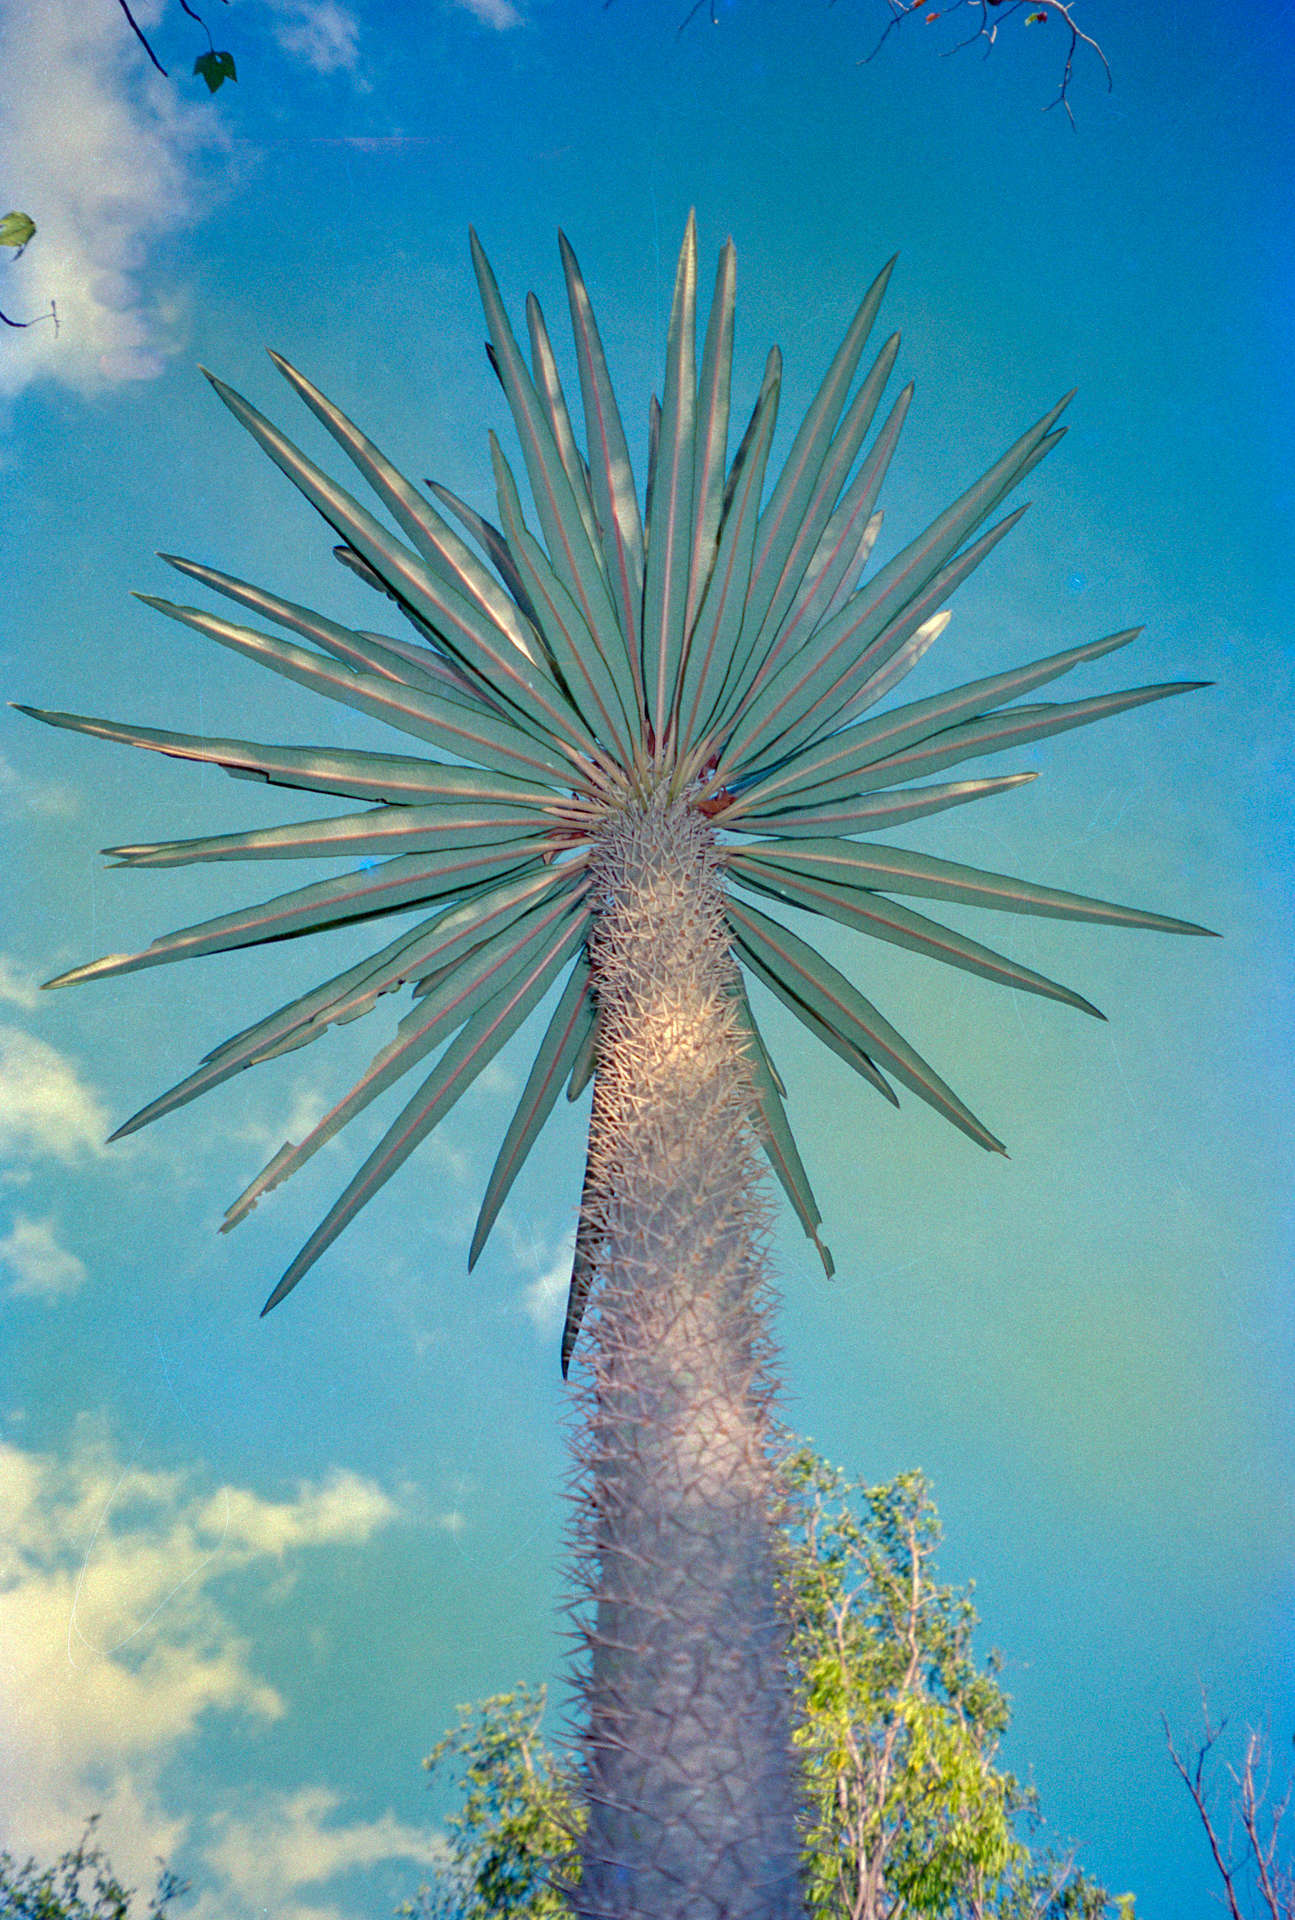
21;216;1212;1359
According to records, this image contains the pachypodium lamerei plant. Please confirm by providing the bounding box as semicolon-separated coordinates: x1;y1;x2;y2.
23;216;1212;1920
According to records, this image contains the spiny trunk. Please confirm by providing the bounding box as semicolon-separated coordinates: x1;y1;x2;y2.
568;794;803;1920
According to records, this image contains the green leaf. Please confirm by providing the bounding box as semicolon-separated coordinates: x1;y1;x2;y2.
733;835;1216;934
741;680;1210;815
778;623;1144;787
259;906;590;1311
673;356;780;755
227;890;589;1233
266;353;554;683
730;504;1027;773
158;553;490;702
729;897;1005;1152
110;869;575;1140
524;291;602;553
469;957;595;1267
729;856;1104;1016
561;1142;599;1376
717;390;1072;774
642;213;699;736
469;232;629;698
566;1000;599;1100
742;258;897;650
724;771;1037;837
13;705;556;808
106;798;559;868
202;370;593;751
193;48;237;92
731;984;834;1275
758;339;903;670
132;594;575;786
44;842;558;989
490;434;640;758
733;940;899;1108
0;211;35;250
422;483;544;635
559;233;646;662
685;238;737;637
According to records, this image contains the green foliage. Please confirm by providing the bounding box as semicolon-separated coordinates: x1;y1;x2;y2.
0;1817;187;1920
399;1687;581;1920
779;1449;1122;1917
192;49;237;92
0;212;36;253
408;1455;1130;1920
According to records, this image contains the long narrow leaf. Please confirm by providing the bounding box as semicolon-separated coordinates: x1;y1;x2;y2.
226;890;589;1234
44;842;558;989
109;867;575;1138
642;214;698;737
561;1140;599;1376
730;983;833;1274
259;908;590;1311
685;238;737;636
203;370;588;748
742;257;897;647
559;232;645;659
131;594;575;786
422;483;544;632
729;858;1104;1015
107;798;561;868
673;358;781;755
469;233;631;699
747;337;905;680
14;706;559;809
157;553;475;698
726;503;1028;774
723;771;1038;837
734;836;1216;934
469;956;595;1267
490;435;639;756
729;897;1005;1151
524;293;601;550
733;941;898;1108
267;351;548;673
765;622;1145;789
716;391;1072;774
738;680;1209;814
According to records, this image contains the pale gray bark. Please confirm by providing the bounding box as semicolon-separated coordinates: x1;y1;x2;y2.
568;794;803;1920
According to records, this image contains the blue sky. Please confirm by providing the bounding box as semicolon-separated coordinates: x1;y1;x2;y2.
2;1;1292;1914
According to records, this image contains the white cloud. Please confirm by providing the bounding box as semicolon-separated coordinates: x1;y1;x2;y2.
518;1230;574;1337
0;0;365;407
0;1213;88;1300
0;1024;109;1163
0;1421;431;1920
0;956;42;1012
449;0;523;27
0;0;231;401
265;0;362;74
0;752;79;821
199;1791;447;1920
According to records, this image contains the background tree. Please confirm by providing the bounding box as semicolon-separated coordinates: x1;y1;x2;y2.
0;1817;187;1920
401;1450;1127;1920
24;220;1211;1920
1165;1707;1295;1920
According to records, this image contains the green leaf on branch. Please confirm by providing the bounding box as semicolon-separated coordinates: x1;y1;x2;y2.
193;48;237;91
0;211;36;252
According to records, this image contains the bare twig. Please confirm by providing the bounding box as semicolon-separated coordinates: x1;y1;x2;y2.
1165;1698;1295;1920
851;0;1111;126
